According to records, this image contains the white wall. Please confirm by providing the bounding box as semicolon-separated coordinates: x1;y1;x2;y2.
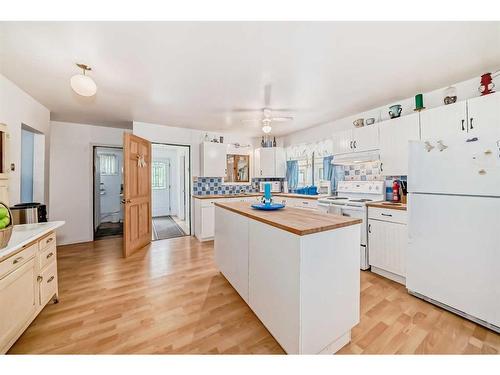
0;74;50;206
49;121;129;245
282;72;500;147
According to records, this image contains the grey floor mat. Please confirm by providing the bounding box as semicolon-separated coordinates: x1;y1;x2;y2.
152;216;186;240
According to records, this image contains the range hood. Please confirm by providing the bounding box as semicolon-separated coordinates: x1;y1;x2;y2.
331;150;380;166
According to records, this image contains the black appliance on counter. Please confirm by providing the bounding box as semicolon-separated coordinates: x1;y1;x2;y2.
10;202;48;225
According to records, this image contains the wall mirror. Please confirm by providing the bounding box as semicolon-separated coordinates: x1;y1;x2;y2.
224;154;250;183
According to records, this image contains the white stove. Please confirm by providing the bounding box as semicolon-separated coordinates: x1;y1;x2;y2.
318;180;385;270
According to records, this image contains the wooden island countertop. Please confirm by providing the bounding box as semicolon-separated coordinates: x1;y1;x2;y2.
214;201;361;236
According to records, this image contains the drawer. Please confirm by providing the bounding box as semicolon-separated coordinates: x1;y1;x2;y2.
39;243;57;270
0;242;37;279
368;207;407;224
295;199;318;209
39;261;58;306
38;231;56;251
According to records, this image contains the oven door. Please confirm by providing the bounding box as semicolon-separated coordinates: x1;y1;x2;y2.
340;205;366;246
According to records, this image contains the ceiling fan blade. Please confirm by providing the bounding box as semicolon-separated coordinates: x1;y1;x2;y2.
230;108;264;113
241;118;262;124
271;116;294;122
264;84;272;107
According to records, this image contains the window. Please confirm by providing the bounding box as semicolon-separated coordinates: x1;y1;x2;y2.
100;153;118;175
152;162;167;189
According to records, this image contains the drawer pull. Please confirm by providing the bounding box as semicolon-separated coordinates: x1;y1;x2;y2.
13;256;24;264
37;275;43;282
46;237;54;243
47;276;55;283
381;213;393;217
46;252;54;259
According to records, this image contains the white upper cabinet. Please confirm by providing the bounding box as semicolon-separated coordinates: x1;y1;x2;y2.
467;92;500;137
332;125;379;155
379;113;420;176
200;142;227;177
420;100;467;140
420;93;500;140
254;147;285;178
351;125;379;152
332;129;353;155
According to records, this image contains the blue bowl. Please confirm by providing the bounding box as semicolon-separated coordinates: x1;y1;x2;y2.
251;203;285;211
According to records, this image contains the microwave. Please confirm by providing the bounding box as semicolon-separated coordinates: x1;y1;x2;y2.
259;181;281;193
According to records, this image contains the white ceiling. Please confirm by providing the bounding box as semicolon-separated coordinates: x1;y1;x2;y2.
1;22;499;136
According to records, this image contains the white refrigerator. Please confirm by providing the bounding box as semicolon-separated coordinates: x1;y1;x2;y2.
407;135;500;333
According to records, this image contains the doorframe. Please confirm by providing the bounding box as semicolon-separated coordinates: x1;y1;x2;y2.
92;144;124;240
151;142;192;236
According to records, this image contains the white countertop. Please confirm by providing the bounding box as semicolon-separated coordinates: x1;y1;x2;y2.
0;221;65;262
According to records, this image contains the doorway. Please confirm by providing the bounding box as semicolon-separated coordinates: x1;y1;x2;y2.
151;143;191;240
93;146;124;240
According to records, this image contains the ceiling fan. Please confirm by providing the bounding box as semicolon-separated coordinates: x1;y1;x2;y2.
236;84;295;134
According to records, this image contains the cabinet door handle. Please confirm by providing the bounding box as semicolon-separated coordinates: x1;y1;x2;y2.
13;256;24;264
47;276;55;283
368;224;371;233
349;141;353;149
380;163;383;172
470;117;474;130
46;252;54;259
353;140;357;149
461;119;465;131
37;275;43;282
381;213;393;217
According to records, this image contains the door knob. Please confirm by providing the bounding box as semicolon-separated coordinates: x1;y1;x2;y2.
424;141;434;152
437;140;448;152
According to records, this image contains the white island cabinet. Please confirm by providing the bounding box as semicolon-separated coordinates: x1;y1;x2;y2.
214;202;361;354
0;221;65;354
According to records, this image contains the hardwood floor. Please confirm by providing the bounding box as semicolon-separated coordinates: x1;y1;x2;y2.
8;237;500;354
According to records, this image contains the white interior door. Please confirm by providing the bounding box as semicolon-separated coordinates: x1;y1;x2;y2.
93;150;101;230
179;155;186;220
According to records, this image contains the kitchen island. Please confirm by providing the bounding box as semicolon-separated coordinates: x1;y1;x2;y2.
214;202;361;354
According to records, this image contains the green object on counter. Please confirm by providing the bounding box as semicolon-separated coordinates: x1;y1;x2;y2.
415;93;425;111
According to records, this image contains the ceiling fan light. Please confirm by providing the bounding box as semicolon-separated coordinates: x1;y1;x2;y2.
262;124;272;134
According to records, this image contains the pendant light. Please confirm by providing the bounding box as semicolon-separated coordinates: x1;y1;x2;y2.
70;63;97;97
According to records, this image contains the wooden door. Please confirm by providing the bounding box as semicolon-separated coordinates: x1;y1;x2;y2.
123;133;152;257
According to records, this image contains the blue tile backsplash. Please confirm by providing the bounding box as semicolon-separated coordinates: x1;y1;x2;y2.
192;177;284;196
341;161;406;200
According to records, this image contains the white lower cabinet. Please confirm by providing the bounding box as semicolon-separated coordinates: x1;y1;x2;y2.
194;196;260;241
0;231;59;353
0;258;36;350
368;207;407;284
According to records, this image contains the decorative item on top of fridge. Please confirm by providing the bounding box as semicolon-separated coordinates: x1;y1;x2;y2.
353;118;364;127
